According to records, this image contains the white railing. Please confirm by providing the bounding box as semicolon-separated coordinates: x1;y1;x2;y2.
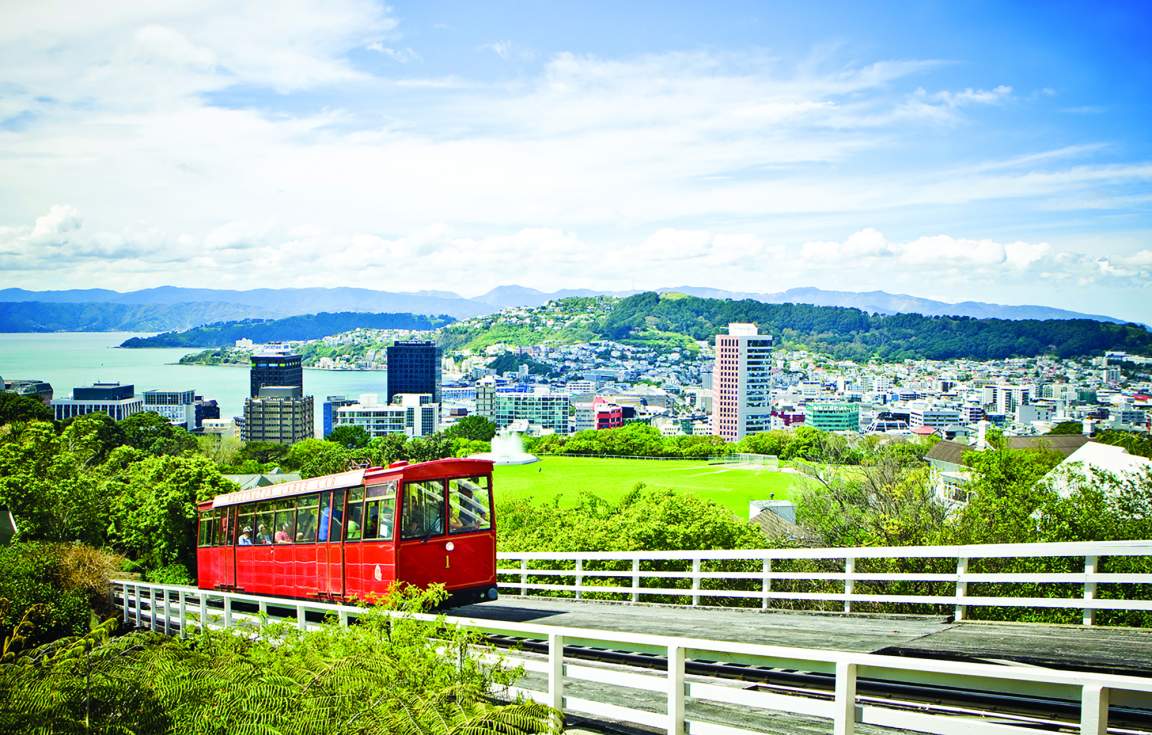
498;540;1152;625
113;580;1152;735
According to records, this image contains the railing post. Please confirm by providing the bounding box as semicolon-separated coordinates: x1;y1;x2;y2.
548;633;564;711
1083;556;1098;626
162;589;171;635
631;558;641;603
1080;684;1108;735
762;558;772;610
667;644;685;735
574;559;583;601
843;557;854;614
833;660;857;735
258;600;267;627
690;558;701;606
199;594;208;632
297;605;307;631
955;557;969;622
178;591;187;638
133;584;141;627
339;610;349;627
520;558;528;596
121;583;129;623
223;596;233;629
148;586;157;631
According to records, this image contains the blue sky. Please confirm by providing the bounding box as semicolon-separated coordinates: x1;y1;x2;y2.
0;1;1150;320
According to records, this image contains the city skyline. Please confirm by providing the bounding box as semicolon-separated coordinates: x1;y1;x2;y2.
1;2;1150;321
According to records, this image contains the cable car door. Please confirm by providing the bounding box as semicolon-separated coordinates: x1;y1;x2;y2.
396;480;449;590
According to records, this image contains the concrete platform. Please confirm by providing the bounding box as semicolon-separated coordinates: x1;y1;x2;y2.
450;597;1152;675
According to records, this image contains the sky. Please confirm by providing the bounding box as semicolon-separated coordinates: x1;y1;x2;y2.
1;1;1151;321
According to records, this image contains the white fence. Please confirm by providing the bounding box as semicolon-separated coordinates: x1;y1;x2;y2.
497;540;1152;625
113;580;1152;735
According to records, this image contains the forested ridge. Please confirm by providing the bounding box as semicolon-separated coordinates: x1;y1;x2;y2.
595;292;1152;359
121;311;455;348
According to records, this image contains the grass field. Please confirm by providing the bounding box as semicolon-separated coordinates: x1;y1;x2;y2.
493;456;815;520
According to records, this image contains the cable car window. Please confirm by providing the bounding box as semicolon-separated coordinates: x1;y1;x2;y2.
318;492;333;542
254;500;275;545
401;481;445;540
273;500;296;544
197;511;212;547
363;482;396;541
296;494;319;543
329;489;345;543
448;476;492;534
237;504;259;545
346;486;364;541
219;507;233;547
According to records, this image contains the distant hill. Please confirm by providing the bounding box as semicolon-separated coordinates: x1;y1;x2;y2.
658;286;1128;323
598;293;1152;360
0;301;274;333
0;284;1130;332
120;312;456;348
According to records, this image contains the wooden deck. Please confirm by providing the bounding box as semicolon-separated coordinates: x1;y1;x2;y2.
452;597;1152;675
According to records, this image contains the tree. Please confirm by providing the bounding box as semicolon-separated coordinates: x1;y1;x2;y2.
327;424;370;449
283;438;352;478
236;440;290;466
104;454;236;573
795;446;947;547
119;411;198;456
444;415;497;442
1048;421;1084;435
57;413;125;467
0;393;52;425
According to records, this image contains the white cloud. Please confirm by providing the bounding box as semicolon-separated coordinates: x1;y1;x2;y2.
368;43;421;64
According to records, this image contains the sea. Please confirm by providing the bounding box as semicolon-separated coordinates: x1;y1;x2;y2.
0;332;389;437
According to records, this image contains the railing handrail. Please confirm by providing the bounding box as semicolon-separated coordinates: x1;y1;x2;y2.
497;539;1152;561
112;580;1152;735
109;580;1152;692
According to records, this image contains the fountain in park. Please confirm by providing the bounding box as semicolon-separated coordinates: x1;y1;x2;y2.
470;429;539;465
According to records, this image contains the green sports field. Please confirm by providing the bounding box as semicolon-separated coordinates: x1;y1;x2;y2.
493;456;814;519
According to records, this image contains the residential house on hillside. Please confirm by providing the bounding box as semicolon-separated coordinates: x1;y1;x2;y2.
1044;442;1152;497
925;434;1090;506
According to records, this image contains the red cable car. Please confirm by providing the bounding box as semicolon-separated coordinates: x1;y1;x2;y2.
195;458;498;604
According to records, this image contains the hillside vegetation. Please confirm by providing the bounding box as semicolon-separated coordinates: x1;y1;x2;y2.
596;292;1152;360
121;311;455;348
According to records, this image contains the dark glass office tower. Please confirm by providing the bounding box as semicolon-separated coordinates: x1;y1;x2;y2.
250;353;303;397
386;341;441;403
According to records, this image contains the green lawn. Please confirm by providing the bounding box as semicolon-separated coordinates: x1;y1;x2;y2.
493;456;815;520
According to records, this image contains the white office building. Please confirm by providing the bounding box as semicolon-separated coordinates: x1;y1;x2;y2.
332;393;439;438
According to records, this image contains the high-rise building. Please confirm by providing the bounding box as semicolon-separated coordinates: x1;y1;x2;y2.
143;389;197;430
386;341;441;404
712;323;774;441
322;395;357;438
250;352;303;398
52;382;145;421
242;386;314;444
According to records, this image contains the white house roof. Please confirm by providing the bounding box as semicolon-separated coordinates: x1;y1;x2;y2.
1048;441;1152;497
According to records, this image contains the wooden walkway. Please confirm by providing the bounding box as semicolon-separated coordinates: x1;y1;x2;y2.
452;597;1152;675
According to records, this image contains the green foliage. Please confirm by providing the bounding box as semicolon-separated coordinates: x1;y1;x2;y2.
0;592;560;735
0;543;121;648
1093;429;1152;460
941;443;1064;545
488;352;559;377
235;440;291;466
499;485;765;552
326;424;371;449
597;292;1152;360
0;393;52;425
104;454;236;571
285;438;356;477
1047;421;1084;435
795;444;946;547
120;411;199;456
121;311;456;348
444;415;498;442
145;563;195;586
